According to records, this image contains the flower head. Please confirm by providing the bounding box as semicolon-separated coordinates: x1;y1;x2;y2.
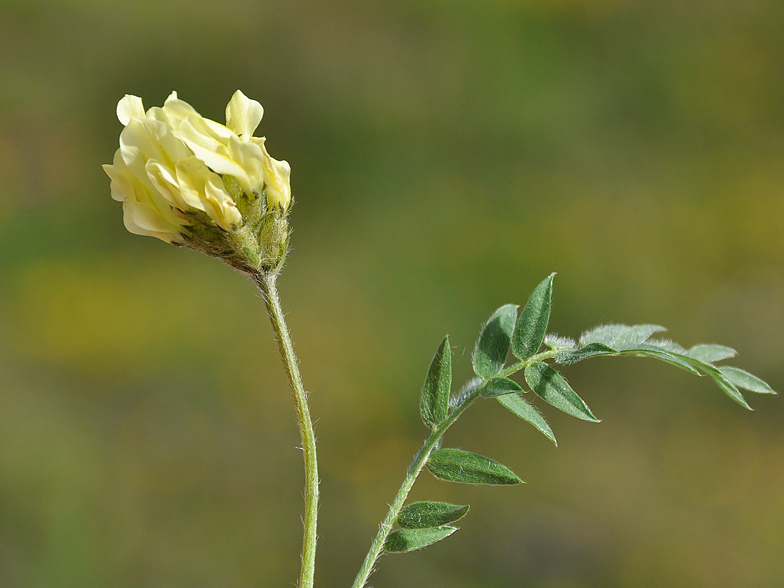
103;90;291;273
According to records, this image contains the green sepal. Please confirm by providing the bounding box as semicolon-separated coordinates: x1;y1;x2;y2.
384;526;457;553
524;362;599;422
480;377;524;398
427;448;522;485
496;393;557;445
473;304;517;378
511;274;555;360
420;336;452;428
397;501;470;529
719;366;776;395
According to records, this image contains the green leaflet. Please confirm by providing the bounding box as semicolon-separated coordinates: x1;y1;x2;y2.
579;324;666;348
480;377;524;398
555;342;617;365
420;336;452;428
687;344;737;363
524;362;599;422
547;321;769;407
496;393;557;445
473;304;517;378
384;526;457;553
511;274;554;360
427;448;522;485
634;346;753;409
397;501;469;529
699;363;751;409
719;366;776;395
544;334;577;350
618;345;702;375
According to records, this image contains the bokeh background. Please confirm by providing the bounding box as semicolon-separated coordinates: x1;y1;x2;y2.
2;0;784;587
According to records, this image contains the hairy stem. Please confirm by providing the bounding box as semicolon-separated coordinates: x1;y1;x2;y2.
351;349;555;588
350;386;482;588
256;270;319;588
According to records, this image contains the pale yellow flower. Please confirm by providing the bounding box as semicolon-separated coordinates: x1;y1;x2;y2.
103;91;291;246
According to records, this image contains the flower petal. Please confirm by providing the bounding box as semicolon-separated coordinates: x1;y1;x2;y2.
122;199;183;243
146;159;186;209
117;95;145;126
226;90;263;141
103;150;134;202
119;118;191;180
261;142;292;210
227;135;265;195
175;157;242;230
204;176;243;230
162;93;205;129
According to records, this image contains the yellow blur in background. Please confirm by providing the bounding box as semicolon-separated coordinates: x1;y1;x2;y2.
1;1;783;587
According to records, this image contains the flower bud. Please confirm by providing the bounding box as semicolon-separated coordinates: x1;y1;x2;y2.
103;90;292;274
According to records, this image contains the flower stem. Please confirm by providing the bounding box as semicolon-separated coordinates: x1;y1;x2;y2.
256;270;319;588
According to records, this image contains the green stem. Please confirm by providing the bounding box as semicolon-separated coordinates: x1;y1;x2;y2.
350;349;556;588
498;348;560;379
350;385;482;588
256;270;319;588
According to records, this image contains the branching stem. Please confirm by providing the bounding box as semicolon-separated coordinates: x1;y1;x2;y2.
350;350;552;588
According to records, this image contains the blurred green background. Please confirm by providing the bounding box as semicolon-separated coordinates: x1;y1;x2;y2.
1;0;784;586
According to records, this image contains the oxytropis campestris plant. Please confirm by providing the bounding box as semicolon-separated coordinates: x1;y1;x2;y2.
105;91;776;588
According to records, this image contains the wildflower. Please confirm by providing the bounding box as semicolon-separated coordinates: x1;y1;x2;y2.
103;90;291;273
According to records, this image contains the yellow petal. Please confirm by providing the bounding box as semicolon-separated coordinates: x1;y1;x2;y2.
122;200;183;243
146;160;186;210
261;142;292;210
117;95;145;126
119;118;191;179
225;90;263;141
204;177;243;230
176;118;252;189
103;150;135;203
162;93;203;129
226;135;265;195
175;157;241;231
